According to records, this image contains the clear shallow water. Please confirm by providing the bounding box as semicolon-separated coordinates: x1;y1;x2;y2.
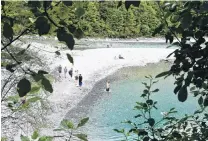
79;63;199;141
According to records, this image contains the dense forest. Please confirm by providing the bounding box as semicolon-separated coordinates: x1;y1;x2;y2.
4;1;165;38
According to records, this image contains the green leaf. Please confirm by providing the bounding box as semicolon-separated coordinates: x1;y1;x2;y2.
35;17;50;36
20;135;30;141
174;84;182;94
66;54;74;64
57;28;75;50
32;130;39;139
55;51;61;55
152;89;159;93
29;86;41;94
155;71;170;78
143;89;148;94
180;12;192;29
17;78;31;97
3;22;13;41
6;64;17;72
41;78;53;93
148;118;155;127
134;114;142;118
204;97;208;107
53;128;65;131
146;100;153;105
27;97;41;103
31;71;44;82
74;134;88;141
178;86;188;102
198;96;203;105
38;70;48;74
61;119;74;129
113;129;124;133
75;7;85;18
170;108;175;111
38;136;53;141
77;117;89;128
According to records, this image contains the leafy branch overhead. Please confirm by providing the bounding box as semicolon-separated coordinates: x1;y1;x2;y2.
66;53;74;64
54;117;89;141
154;1;208;104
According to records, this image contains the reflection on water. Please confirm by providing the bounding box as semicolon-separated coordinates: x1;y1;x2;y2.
79;62;199;141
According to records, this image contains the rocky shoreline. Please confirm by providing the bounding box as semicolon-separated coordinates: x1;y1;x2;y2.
2;38;175;140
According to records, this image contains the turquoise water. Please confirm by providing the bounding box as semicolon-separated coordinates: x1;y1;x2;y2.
80;63;199;141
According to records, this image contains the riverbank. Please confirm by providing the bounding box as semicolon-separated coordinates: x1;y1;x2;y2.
21;35;208;43
38;47;175;138
4;40;175;140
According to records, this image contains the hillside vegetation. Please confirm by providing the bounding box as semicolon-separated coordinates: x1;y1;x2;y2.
4;1;165;38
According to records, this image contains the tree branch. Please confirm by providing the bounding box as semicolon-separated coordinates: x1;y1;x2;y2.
157;2;182;45
1;26;32;51
44;3;63;28
1;80;18;102
1;72;15;95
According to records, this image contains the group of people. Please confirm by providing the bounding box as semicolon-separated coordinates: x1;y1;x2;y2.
58;65;83;87
57;65;110;91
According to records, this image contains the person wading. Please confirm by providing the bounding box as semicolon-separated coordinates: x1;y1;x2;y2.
106;81;110;92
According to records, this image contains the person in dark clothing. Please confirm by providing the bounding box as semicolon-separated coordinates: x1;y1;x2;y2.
78;74;83;87
68;68;73;78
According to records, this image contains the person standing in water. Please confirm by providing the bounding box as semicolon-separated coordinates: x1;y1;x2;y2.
64;67;67;78
106;81;110;92
78;74;83;87
58;65;62;78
